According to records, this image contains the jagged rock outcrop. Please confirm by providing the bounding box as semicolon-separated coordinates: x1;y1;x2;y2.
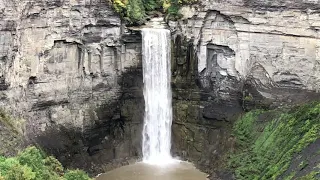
0;0;144;175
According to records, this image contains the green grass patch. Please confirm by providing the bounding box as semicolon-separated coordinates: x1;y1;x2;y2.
229;102;320;180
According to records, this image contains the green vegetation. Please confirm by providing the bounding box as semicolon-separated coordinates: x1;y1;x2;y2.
0;109;24;156
0;147;91;180
109;0;197;24
229;102;320;180
0;109;24;135
298;171;319;180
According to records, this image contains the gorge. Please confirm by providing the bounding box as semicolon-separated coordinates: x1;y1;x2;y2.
0;0;320;179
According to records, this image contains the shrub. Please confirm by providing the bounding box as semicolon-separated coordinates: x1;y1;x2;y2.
109;0;196;24
64;170;91;180
0;146;92;180
126;0;146;24
0;158;35;180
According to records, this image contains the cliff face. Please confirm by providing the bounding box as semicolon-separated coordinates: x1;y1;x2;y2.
169;0;320;178
172;0;320;102
0;0;144;174
1;0;320;178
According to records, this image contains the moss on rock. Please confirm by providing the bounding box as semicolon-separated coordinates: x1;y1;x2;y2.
229;102;320;180
0;110;24;156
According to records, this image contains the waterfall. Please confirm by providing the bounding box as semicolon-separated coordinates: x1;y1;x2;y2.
142;28;173;165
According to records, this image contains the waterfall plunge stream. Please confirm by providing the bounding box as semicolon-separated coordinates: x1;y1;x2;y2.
96;28;207;180
142;28;173;165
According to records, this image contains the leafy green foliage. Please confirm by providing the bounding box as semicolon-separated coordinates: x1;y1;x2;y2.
64;170;91;180
229;102;320;180
0;147;91;180
125;0;146;24
109;0;196;24
166;0;180;20
143;0;162;11
0;158;35;180
111;0;128;15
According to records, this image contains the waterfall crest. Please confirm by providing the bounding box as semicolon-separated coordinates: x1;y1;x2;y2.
142;28;173;165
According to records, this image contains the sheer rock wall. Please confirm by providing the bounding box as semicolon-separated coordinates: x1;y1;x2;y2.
1;0;320;178
0;0;144;174
170;0;320;178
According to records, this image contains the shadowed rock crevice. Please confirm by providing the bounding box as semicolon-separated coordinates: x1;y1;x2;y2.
171;34;239;178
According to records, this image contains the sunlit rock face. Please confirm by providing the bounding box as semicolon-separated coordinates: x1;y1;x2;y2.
169;0;320;178
0;0;144;175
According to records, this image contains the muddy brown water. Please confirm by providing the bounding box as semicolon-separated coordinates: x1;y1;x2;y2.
96;161;208;180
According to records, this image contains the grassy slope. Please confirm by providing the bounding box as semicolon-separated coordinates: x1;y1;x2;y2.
229;102;320;180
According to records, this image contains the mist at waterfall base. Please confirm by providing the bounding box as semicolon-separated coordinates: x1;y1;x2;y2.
96;28;207;180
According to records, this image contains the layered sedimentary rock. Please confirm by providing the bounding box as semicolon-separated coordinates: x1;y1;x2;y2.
0;0;144;174
169;0;320;178
171;0;320;104
1;0;320;178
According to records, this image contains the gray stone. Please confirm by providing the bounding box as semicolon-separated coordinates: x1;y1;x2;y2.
0;0;144;175
170;1;320;178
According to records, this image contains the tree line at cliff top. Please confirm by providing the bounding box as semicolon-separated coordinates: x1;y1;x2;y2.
109;0;197;25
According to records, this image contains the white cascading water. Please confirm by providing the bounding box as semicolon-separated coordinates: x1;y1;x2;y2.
142;28;174;165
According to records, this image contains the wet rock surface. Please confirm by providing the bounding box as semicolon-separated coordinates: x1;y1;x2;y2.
170;35;238;178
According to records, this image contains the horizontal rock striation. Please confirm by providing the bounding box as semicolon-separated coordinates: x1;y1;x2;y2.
0;0;144;175
169;0;320;178
1;0;320;178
